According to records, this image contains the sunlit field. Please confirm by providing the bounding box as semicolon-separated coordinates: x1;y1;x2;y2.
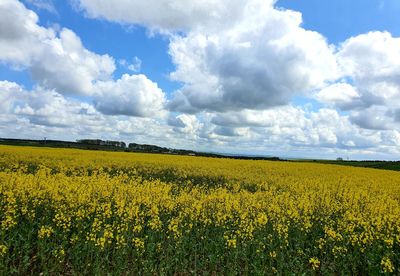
0;145;399;274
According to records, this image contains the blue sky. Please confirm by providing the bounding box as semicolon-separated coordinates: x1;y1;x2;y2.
278;0;400;43
0;0;399;159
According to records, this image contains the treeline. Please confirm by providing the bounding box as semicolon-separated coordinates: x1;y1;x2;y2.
307;159;400;171
0;138;399;170
0;138;282;161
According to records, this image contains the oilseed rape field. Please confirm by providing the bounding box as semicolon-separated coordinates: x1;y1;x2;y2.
0;146;399;274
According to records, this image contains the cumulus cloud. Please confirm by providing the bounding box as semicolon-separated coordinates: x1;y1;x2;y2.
74;0;400;138
94;74;166;117
168;113;203;135
0;0;167;118
0;0;115;95
337;31;400;83
211;106;306;128
0;81;99;128
203;106;400;155
0;80;25;113
0;0;53;64
168;6;338;113
312;31;400;130
30;28;116;96
315;83;362;110
0;81;172;143
164;105;400;157
337;32;400;110
1;81;398;159
74;0;341;113
74;0;275;32
349;106;399;130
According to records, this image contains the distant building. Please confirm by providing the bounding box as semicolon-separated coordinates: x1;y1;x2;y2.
336;157;344;161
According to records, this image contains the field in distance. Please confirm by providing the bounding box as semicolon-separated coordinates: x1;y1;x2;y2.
0;145;399;274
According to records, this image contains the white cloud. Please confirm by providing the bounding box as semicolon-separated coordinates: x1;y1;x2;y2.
0;0;53;65
1;81;398;159
320;31;400;130
0;81;171;143
315;83;362;110
211;106;306;128
74;0;275;32
94;74;166;117
168;113;203;136
30;28;116;96
0;0;167;118
0;0;115;96
0;81;25;114
168;6;338;113
336;32;400;110
162;105;400;158
337;31;400;83
0;81;100;128
349;106;398;130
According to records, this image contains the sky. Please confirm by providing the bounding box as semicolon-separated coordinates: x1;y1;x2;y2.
0;0;400;160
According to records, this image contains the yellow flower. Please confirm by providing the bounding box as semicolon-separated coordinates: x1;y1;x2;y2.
132;238;145;250
309;257;320;270
256;213;268;226
227;238;237;249
381;257;394;273
38;226;54;239
0;245;8;257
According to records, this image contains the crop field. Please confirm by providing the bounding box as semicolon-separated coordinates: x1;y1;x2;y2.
0;145;399;274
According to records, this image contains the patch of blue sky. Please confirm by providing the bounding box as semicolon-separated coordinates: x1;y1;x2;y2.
277;0;400;44
292;96;322;111
0;64;33;90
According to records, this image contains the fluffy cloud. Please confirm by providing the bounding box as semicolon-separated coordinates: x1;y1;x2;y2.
1;81;398;159
201;106;400;155
0;81;99;128
74;0;275;32
0;0;115;95
168;113;203;136
30;28;116;96
338;31;400;83
337;31;400;110
75;0;340;113
0;81;171;143
313;31;400;130
211;106;306;128
74;0;400;139
94;74;166;117
315;83;362;110
0;0;52;64
168;6;338;113
0;0;166;118
0;81;25;113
